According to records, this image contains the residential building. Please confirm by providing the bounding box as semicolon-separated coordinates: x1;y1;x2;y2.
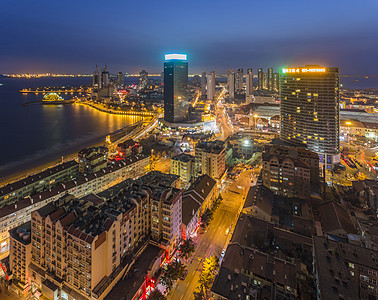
139;69;148;90
235;68;243;92
0;160;78;207
262;144;320;199
164;54;188;123
207;71;216;100
280;66;340;169
101;65;110;87
9;222;32;297
0;155;149;258
226;69;235;99
195;140;226;180
116;72;123;88
201;72;207;98
313;236;378;300
170;153;195;186
117;139;142;158
246;68;253;97
12;172;181;300
273;72;279;92
92;65;101;90
257;68;263;91
78;146;108;175
267;67;273;91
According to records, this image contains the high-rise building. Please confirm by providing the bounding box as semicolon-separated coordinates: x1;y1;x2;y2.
267;67;273;91
201;72;207;98
170;153;195;186
246;68;253;97
273;72;279;92
207;71;216;100
235;68;244;92
116;72;123;88
226;69;235;99
280;66;340;169
139;69;148;89
257;68;263;90
164;54;189;123
92;65;101;89
263;72;267;90
101;65;110;87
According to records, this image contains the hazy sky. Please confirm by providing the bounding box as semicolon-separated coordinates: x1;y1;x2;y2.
1;0;378;74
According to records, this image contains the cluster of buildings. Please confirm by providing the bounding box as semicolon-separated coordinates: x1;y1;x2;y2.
9;168;219;299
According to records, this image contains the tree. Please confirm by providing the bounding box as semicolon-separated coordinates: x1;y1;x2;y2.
200;208;214;227
179;238;196;260
149;289;166;300
160;260;187;291
194;256;219;297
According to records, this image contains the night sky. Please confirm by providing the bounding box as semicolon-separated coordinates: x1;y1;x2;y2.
1;0;378;74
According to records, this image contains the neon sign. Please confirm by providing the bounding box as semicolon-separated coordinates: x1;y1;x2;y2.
282;68;326;73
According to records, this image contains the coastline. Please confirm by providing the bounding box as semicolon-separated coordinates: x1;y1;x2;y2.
79;101;155;116
0;121;139;188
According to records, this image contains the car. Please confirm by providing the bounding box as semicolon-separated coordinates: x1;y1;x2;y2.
225;228;230;235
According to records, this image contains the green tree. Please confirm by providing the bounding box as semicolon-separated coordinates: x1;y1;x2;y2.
160;260;186;291
149;289;166;300
179;238;196;260
194;256;219;297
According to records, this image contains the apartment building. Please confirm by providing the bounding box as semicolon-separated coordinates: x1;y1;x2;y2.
262;144;319;199
195;140;226;180
313;236;378;300
170;153;195;186
14;172;182;300
0;160;78;207
0;155;149;257
78;146;108;175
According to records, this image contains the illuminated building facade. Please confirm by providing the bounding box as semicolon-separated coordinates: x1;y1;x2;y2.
139;69;148;90
207;71;216;100
195;140;225;180
257;68;263;90
92;65;101;89
246;68;253;97
273;72;279;92
116;72;123;88
101;65;110;87
235;68;243;92
164;54;189;123
201;72;207;98
280;66;340;169
227;69;235;99
267;67;273;91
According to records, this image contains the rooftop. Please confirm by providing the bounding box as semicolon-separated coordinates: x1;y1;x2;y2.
171;153;195;163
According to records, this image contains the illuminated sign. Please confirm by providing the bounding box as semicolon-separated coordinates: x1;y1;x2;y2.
282;68;326;73
165;54;187;60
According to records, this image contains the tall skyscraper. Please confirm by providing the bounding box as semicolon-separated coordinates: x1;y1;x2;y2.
207;71;216;100
227;69;235;99
116;72;124;88
201;72;207;98
235;68;244;92
273;72;279;92
280;66;340;169
257;68;263;91
101;65;110;87
263;72;267;90
139;69;148;89
92;65;101;89
267;68;273;91
164;54;189;123
246;68;253;97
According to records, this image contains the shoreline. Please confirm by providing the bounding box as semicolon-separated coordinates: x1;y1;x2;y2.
0;121;140;188
79;101;155;117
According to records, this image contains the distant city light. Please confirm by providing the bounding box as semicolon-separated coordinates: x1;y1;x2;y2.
165;54;187;61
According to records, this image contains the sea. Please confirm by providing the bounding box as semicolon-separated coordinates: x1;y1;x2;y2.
0;75;377;183
0;76;142;182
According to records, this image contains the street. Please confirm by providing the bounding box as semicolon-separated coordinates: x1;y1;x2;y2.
168;169;252;299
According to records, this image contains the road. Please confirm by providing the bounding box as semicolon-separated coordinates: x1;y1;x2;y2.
168;169;252;299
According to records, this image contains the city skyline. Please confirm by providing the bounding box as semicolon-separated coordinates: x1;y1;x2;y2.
1;0;378;74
